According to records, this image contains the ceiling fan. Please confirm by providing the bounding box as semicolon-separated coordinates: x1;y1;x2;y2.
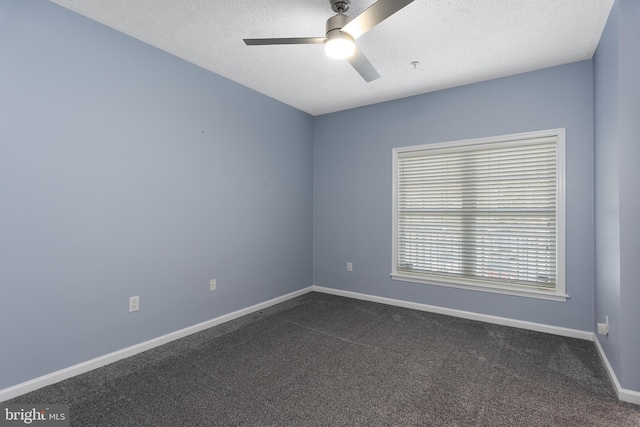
243;0;415;82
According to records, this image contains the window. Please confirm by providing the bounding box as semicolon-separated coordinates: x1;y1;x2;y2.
392;129;566;301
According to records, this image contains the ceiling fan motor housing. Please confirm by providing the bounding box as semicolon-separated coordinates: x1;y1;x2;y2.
326;13;353;34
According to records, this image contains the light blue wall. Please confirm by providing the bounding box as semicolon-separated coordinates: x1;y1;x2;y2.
314;61;595;331
594;0;640;393
617;0;640;392
593;0;622;385
0;0;313;389
593;0;640;391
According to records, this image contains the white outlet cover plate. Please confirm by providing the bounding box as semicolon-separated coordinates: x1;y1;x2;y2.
129;296;139;312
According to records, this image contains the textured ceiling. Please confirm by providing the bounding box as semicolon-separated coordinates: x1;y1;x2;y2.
50;0;613;116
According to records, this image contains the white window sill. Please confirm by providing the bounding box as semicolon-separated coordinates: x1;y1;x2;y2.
391;272;568;302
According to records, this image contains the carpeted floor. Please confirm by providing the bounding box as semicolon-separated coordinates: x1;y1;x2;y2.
9;292;640;426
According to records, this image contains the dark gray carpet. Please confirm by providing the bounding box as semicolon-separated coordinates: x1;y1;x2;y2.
10;292;640;426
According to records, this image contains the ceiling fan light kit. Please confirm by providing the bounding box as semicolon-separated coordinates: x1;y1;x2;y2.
243;0;415;82
325;31;355;59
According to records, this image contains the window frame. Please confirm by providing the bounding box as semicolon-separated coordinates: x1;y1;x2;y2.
391;129;567;302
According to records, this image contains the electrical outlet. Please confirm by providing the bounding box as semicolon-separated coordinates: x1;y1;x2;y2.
210;279;217;291
347;262;353;272
129;296;139;312
597;315;609;335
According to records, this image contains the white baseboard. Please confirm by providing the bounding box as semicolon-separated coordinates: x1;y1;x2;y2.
312;286;593;340
0;286;314;403
593;336;640;405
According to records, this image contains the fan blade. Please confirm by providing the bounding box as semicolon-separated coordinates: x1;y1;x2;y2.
347;47;380;82
342;0;415;40
244;37;326;45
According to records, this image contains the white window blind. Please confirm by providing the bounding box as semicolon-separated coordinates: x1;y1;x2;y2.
392;130;566;300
